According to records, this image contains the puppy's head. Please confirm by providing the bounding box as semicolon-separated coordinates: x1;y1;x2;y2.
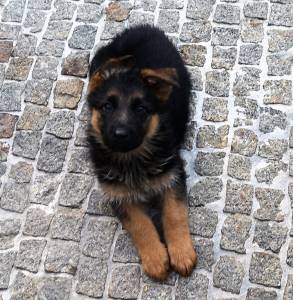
87;55;178;153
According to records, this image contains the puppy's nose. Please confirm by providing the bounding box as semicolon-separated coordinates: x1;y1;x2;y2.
114;127;129;139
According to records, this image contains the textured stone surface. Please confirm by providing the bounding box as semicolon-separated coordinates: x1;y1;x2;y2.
258;139;288;160
38;277;72;300
246;288;278;300
180;21;212;43
61;51;90;77
233;67;261;96
231;128;258;157
0;251;16;289
227;154;252;180
9;161;33;183
249;252;282;288
241;19;264;43
255;161;287;184
205;70;230;97
212;27;239;46
196;125;229;148
0;113;18;138
6;57;33;81
10;272;37;300
33;56;59;80
37;39;65;57
25;79;53;106
259;107;287;133
212;46;237;70
44;21;72;40
0;82;24;111
239;44;263;65
69;25;97;50
202;98;228;121
214;4;240;25
68;147;94;175
0;219;21;250
179;44;206;67
284;275;293;300
194;151;225;176
193;238;214;271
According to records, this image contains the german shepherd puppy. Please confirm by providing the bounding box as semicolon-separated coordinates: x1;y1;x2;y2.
87;25;197;280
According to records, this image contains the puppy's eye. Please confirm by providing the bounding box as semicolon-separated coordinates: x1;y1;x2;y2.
101;102;113;112
134;105;146;113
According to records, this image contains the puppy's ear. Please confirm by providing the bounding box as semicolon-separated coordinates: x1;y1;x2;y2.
88;55;135;94
141;68;179;102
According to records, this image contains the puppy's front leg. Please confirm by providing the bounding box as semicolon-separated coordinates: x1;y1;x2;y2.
163;188;197;276
118;203;169;281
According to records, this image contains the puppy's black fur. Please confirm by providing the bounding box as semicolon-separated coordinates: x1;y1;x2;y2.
87;25;196;280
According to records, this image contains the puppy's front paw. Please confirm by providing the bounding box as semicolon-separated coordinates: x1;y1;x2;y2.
141;243;170;281
168;240;197;276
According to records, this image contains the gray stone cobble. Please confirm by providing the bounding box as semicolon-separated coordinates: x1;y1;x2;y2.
1;0;293;298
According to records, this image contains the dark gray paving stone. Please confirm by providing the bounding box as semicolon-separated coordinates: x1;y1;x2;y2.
258;139;288;160
0;113;18;138
0;82;24;111
0;182;30;213
61;51;90;77
194;151;225;176
0;219;21;250
179;44;206;67
249;252;282;288
77;3;103;23
0;251;16;289
263;80;292;105
183;121;196;151
188;67;203;91
10;272;37;300
255;188;284;222
224;179;253;215
52;0;77;20
59;174;93;208
259;107;287;133
9;161;33;183
86;188;115;216
157;10;180;33
108;265;141;299
53;79;84;109
46;110;75;139
212;27;239;46
186;0;215;20
13;34;37;57
37;39;65;57
15;239;47;273
196;125;229;149
38;277;72;300
25;79;53;106
202;98;228;122
176;272;209;300
44;240;80;274
239;44;263;65
24;9;47;33
30;174;60;205
75;121;89;147
231;128;258;157
141;284;173;300
220;214;252;254
244;2;269;20
32;57;59;80
68;147;94;175
233;67;261;96
205;70;230;97
69;25;97;50
212;46;237;70
246;287;277;300
254;221;288;253
269;3;293;27
180;21;212;43
227;154;251;181
44;21;73;40
23;208;53;237
27;0;53;9
37;135;69;173
51;207;85;241
81;215;118;258
17;104;50;131
213;256;244;294
1;0;25;22
189;177;223;206
113;231;140;263
192;238;214;271
189;207;218;238
214;4;240;24
241;19;264;43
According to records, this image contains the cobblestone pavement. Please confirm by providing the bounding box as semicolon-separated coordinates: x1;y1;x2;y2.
0;0;293;299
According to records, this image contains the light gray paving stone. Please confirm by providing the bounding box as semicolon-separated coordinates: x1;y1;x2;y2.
202;98;228;122
30;174;60;205
220;214;252;254
189;177;223;206
24;9;47;33
186;0;215;20
254;188;285;222
15;239;46;273
44;21;73;40
239;44;263;65
255;161;287;184
212;46;237;70
0;113;18;138
214;4;240;24
176;272;209;299
183;121;196;150
113;232;140;263
196;125;229;149
227;154;251;181
246;287;278;300
258;139;288;160
81;215;118;258
254;221;288;253
194;151;225;176
267;54;292;76
0;219;21;250
290;154;293;177
9;161;33;183
233;67;261;96
244;2;268;20
180;21;212;43
44;240;80;274
284;275;293;300
189;207;218;238
10;271;37;300
136;0;157;11
212;27;239;46
0;142;8;162
61;51;90;77
77;3;103;23
269;4;293;27
86;188;115;216
59;174;93;208
241;19;264;43
32;57;59;80
259;107;287;133
75;121;89;147
0;82;24;112
188;67;203;90
141;284;173;300
157;10;179;33
160;0;184;9
13;34;37;57
224;179;253;215
0;24;20;40
0;182;30;213
1;0;25;22
231;128;258;157
0;251;16;289
289;183;293;207
68;147;94;175
25;79;53;106
17;104;50;131
52;0;76;20
263;80;292;105
76;256;108;298
46;110;75;139
54;79;84;109
249;252;282;287
192;238;214;271
23;208;53;237
38;277;72;300
27;0;53;10
213;256;244;294
101;20;127;40
179;44;207;67
69;25;97;50
6;57;34;81
205;70;230;97
0;41;13;63
51;207;85;241
142;271;177;286
37;135;69;173
268;29;293;52
128;11;154;26
37;39;65;57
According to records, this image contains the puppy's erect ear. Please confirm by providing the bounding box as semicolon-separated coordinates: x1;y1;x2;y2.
140;68;179;102
88;55;135;94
